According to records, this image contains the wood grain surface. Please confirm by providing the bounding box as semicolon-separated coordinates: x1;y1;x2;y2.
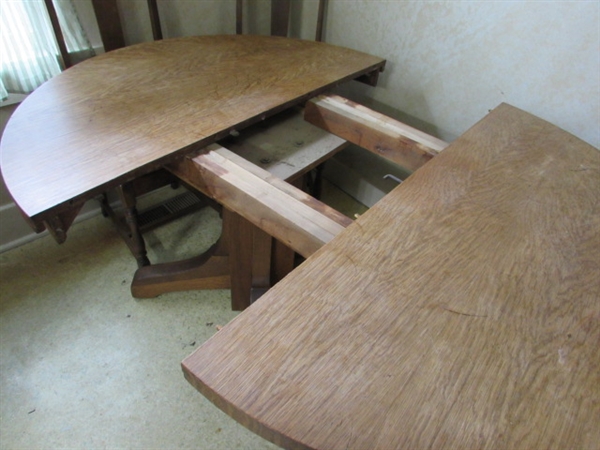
305;94;448;171
182;103;600;449
0;35;384;223
169;144;351;258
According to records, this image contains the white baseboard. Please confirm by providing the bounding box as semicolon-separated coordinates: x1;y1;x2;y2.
0;186;176;254
0;201;104;254
323;146;411;208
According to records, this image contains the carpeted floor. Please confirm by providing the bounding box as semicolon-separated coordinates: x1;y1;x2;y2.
0;181;366;449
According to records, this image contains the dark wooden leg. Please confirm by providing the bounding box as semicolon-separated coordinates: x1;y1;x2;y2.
118;183;150;268
271;0;291;37
224;208;254;311
251;226;273;302
271;239;295;285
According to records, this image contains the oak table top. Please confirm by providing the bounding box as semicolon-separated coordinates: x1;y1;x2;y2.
0;35;384;229
182;104;600;449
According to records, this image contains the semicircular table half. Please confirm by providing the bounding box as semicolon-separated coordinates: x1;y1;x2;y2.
1;34;384;229
1;34;386;309
2;34;599;450
182;105;599;449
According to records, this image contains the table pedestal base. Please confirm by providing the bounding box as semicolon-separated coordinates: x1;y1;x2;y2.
131;208;295;311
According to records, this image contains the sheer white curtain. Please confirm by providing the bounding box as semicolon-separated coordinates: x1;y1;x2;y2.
0;0;95;100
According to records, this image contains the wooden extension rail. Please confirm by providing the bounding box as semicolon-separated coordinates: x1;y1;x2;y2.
305;94;449;171
168;144;352;259
166;95;449;262
132;96;449;301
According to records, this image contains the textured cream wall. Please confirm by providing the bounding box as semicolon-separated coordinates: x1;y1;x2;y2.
325;0;599;148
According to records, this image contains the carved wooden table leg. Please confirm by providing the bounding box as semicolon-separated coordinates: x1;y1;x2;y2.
118;182;151;268
97;183;151;267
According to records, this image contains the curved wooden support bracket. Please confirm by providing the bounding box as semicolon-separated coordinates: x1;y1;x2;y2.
42;203;84;244
131;239;230;299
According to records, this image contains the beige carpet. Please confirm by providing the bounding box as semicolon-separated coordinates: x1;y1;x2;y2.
0;182;366;449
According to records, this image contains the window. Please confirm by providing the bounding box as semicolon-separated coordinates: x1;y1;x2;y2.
0;0;95;100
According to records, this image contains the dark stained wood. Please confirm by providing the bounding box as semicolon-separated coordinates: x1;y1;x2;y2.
116;182;150;268
315;0;326;42
131;239;230;299
43;0;72;68
0;35;385;234
182;104;600;449
0;33;382;307
236;0;243;34
305;94;448;171
270;238;295;285
43;204;82;244
225;209;255;311
354;68;383;87
251;226;273;290
90;0;125;52
147;0;163;40
270;0;291;37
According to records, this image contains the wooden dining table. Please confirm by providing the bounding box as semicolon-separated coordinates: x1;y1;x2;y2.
182;103;599;449
0;35;385;308
2;31;598;449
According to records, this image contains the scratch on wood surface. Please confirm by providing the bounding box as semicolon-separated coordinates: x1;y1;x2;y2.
442;306;487;318
353;219;365;234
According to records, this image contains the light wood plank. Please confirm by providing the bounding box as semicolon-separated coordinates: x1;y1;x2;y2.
183;104;600;450
305;94;448;171
169;145;351;258
223;107;348;182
